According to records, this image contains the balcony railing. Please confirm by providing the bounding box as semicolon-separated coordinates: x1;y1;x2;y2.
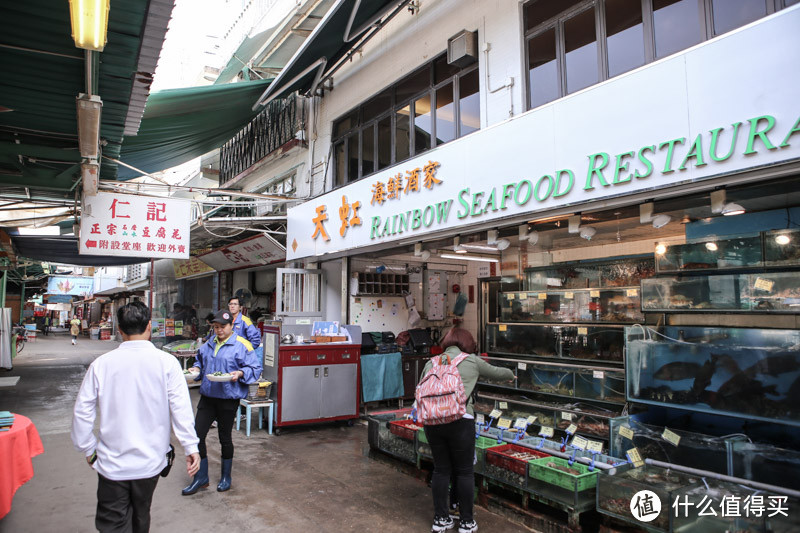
219;96;305;184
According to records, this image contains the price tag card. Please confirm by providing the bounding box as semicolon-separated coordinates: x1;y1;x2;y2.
586;440;604;453
565;423;578;435
499;402;508;410
518;362;527;371
526;415;537;426
626;289;639;297
577;327;588;335
519;293;528;300
476;414;485;426
626;447;645;468
489;409;503;419
539;426;554;438
619;426;635;440
593;370;605;379
497;418;512;430
561;412;574;421
590;290;600;298
538;293;547;300
754;277;775;292
506;293;516;300
564;292;574;299
662;428;681;447
498;325;507;332
571;436;588;450
514;418;529;430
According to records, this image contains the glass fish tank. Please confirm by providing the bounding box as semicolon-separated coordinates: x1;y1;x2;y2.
641;271;800;312
625;326;800;427
608;416;731;476
764;228;800;267
597;464;701;532
728;439;800;492
574;367;626;404
498;288;643;323
485;323;626;363
367;416;417;464
525;257;655;290
654;234;763;273
517;361;575;398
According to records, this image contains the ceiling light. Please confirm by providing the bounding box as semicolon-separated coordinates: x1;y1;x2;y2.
439;253;499;263
527;231;539;245
652;214;671;229
76;94;102;159
420;250;431;261
705;242;718;251
721;202;745;216
775;234;791;246
655;243;667;255
69;0;111;51
579;226;597;241
414;242;431;260
495;238;510;251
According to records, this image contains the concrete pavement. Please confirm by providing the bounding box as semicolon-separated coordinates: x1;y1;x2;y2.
0;333;532;532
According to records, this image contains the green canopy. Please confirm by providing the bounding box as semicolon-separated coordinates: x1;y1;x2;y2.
118;78;272;178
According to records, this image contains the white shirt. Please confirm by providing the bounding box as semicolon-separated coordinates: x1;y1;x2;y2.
71;340;199;481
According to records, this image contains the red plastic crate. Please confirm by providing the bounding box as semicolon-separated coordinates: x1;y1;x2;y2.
388;419;423;441
486;444;549;475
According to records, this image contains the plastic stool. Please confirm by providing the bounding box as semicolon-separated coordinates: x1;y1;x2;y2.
236;399;274;436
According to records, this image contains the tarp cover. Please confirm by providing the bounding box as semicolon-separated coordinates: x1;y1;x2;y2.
118;79;272;179
360;352;404;402
10;235;149;267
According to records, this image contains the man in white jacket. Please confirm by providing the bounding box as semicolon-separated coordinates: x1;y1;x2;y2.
71;301;200;533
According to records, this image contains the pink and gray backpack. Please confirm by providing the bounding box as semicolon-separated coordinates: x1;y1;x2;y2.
414;353;469;425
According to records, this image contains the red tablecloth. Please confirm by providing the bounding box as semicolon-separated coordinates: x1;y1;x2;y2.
0;414;44;519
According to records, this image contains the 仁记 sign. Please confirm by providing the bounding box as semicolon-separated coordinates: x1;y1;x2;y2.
80;192;191;259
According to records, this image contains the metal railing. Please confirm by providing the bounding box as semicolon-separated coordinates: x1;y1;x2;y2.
219;96;305;184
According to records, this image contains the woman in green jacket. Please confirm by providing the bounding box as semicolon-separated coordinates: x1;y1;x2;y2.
421;327;514;533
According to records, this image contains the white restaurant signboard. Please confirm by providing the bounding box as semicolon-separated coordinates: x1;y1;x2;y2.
79;192;191;259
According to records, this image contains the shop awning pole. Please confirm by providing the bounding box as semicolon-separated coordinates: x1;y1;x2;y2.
645;458;800;499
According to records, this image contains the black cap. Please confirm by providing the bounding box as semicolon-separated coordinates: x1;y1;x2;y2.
211;310;233;325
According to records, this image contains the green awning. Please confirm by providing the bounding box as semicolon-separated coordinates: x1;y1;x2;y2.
254;0;408;108
117;78;272;179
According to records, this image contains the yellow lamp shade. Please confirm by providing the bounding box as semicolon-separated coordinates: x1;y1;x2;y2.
69;0;110;52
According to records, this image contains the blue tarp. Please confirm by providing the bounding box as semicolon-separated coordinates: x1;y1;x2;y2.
360;352;403;402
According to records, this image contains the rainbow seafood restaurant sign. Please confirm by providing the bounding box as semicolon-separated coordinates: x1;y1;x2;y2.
285;9;800;260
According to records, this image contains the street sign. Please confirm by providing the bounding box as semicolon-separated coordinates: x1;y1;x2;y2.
80;192;190;259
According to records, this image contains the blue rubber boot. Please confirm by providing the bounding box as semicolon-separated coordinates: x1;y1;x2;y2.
181;457;209;496
217;458;232;492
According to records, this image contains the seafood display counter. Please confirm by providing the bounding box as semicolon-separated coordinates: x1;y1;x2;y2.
625;326;800;426
498;288;643;323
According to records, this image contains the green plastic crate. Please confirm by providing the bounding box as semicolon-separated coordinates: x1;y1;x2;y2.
475;436;504;474
528;456;598;492
417;428;428;444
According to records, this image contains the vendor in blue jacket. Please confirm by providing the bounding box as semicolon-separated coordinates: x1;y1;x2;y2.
182;309;262;496
228;296;261;349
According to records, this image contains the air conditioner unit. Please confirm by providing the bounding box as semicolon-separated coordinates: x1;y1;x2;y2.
447;30;477;68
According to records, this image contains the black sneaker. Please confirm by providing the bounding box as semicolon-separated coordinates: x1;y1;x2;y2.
432;515;454;532
449;503;460;520
458;520;478;533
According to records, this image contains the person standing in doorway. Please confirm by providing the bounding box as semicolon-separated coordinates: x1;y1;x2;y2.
182;310;262;495
70;315;81;345
71;302;200;533
227;297;261;348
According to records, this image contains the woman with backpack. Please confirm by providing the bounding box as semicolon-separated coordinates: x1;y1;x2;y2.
415;327;515;533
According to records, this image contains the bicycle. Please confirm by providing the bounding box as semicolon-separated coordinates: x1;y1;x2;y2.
13;326;27;354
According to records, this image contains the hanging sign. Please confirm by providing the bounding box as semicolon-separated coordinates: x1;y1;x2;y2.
197;234;285;271
80;192;190;259
47;276;94;296
173;257;215;279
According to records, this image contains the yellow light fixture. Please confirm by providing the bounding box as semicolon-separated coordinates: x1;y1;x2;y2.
69;0;111;52
655;243;667;255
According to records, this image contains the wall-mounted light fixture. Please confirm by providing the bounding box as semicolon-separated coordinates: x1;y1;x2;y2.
652;214;671;228
721;202;745;216
76;94;102;159
518;225;539;245
439;253;498;263
69;0;111;51
579;226;597;241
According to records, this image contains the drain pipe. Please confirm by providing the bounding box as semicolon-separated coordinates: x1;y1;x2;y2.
646;458;800;499
477;430;618;472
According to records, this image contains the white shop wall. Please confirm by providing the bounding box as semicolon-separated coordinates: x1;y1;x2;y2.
348;257;479;341
308;0;525;195
230;268;277;313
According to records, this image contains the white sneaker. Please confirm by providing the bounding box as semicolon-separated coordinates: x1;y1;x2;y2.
458;520;477;533
432;516;454;532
